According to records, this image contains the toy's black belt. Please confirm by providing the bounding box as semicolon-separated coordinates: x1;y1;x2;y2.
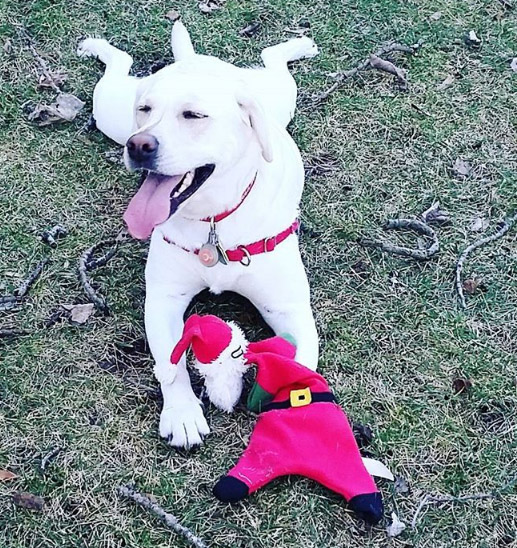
260;390;336;413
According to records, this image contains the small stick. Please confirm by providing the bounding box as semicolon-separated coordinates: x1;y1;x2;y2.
314;41;422;103
1;259;49;311
117;484;209;548
360;219;439;260
40;447;62;472
14;259;49;298
0;328;28;338
455;211;517;308
16;26;61;93
40;224;67;247
0;296;19;312
411;476;517;528
78;240;119;313
496;0;513;9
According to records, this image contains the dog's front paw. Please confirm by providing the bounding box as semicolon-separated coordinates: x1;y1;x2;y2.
159;396;210;449
77;37;107;58
296;36;319;59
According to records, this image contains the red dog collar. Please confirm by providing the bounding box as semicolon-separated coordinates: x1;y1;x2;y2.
163;220;300;266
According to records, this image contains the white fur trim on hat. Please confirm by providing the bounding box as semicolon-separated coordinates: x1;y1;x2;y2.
192;321;249;412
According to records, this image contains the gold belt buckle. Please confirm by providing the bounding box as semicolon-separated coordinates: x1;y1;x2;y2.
290;387;312;407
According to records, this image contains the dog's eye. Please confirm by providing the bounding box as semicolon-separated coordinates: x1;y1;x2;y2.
183;110;207;120
138;105;151;113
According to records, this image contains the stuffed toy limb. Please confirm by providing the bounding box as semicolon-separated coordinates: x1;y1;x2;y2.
170;315;385;524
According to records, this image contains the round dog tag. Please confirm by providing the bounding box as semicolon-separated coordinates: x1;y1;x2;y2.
198;243;219;267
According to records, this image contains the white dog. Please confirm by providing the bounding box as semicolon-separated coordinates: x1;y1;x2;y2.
79;22;319;448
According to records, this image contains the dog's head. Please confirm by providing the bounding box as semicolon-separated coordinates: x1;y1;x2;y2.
123;62;273;240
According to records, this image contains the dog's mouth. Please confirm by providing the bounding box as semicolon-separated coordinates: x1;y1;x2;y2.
123;164;216;240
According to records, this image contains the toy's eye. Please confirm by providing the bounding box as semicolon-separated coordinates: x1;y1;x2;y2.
138;105;151;113
183;110;208;119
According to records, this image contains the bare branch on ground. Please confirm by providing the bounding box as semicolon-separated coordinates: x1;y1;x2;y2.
412;476;517;528
360;219;439;260
16;26;62;93
78;230;128;313
313;41;422;103
455;211;517;308
40;447;62;472
117;485;209;548
0;259;49;311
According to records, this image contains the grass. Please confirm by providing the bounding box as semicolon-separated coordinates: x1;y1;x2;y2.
1;0;516;546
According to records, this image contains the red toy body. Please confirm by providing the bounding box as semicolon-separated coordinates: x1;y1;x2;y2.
213;337;384;524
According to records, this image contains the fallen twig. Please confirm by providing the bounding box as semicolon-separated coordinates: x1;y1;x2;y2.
16;27;61;93
117;484;208;548
0;259;49;311
411;476;517;528
455;211;517;308
78;240;117;313
314;41;422;103
40;447;62;472
0;328;28;338
40;224;67;247
360;219;439;260
14;259;49;298
0;296;18;312
78;231;128;313
496;0;513;10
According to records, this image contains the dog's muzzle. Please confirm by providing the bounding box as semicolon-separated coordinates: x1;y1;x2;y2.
126;133;158;169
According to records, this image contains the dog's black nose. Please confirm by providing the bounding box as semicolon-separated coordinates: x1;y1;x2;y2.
126;133;158;165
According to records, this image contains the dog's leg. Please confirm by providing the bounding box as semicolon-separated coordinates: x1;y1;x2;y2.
145;284;210;448
77;38;133;75
170;21;196;61
237;244;319;370
77;38;138;145
248;36;319;128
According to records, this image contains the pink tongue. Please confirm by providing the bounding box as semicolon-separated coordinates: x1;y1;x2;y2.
123;173;182;240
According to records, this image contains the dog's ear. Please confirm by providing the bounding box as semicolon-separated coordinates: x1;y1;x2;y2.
236;89;273;163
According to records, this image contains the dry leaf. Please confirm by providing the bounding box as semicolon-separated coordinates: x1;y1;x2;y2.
38;70;67;89
464;30;481;49
394;475;410;494
239;22;261;37
453;377;473;395
61;303;95;324
429;11;442;20
421;201;451;225
28;93;84;126
463;278;480;295
452;158;472;178
386;512;406;537
469;217;489;232
198;0;226;13
0;470;18;481
165;9;181;21
437;74;455;91
12;491;44;511
510;58;517;73
3;38;13;54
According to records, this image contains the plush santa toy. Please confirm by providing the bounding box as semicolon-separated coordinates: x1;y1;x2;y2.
170;314;385;524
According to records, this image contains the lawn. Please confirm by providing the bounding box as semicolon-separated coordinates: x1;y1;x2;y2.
1;0;516;547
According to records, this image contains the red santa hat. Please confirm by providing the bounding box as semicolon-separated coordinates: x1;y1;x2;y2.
170;314;249;412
